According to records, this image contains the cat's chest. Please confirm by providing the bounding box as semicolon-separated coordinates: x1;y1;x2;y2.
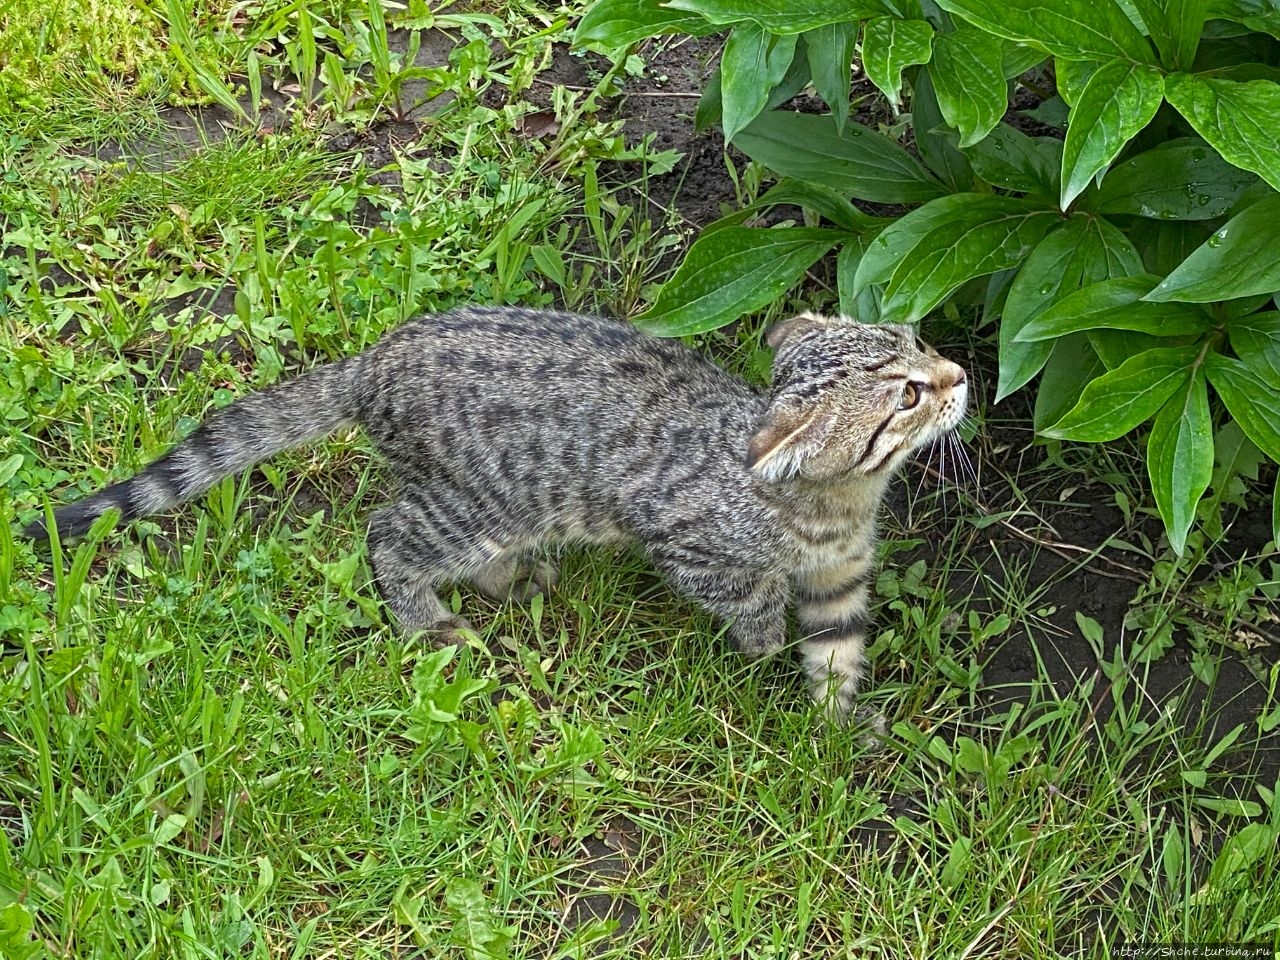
775;483;887;587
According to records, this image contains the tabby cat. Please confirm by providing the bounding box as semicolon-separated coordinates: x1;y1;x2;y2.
25;307;968;719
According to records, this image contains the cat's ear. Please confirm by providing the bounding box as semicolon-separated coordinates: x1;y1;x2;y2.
746;405;835;481
765;311;835;351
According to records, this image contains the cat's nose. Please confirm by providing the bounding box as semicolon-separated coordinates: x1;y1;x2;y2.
954;369;967;386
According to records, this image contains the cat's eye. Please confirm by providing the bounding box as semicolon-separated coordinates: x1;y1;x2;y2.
898;381;923;410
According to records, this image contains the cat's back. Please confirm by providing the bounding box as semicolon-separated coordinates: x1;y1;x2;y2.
363;305;751;410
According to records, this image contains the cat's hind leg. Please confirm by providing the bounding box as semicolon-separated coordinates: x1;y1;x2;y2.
367;498;500;639
470;551;558;603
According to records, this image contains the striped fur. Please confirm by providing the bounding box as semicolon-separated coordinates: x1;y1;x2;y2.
26;307;968;720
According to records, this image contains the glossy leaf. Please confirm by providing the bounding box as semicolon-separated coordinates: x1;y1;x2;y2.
911;67;975;191
874;199;1061;324
1040;344;1199;442
665;0;880;32
1131;0;1207;68
721;25;798;142
1144;194;1280;302
1087;329;1161;369
1033;333;1108;429
837;238;884;322
1060;61;1165;209
1204;0;1280;40
749;180;885;233
929;29;1009;147
997;216;1143;400
635;227;845;336
1164;74;1280;192
1128;219;1217;275
574;0;715;47
1090;140;1260;219
962;123;1062;196
1204;353;1280;462
1056;57;1099;108
1003;42;1048;78
806;22;860;131
734;112;947;204
862;16;935;106
1226;310;1280;383
1015;275;1214;340
1149;368;1213;553
932;0;1156;62
857;194;1047;293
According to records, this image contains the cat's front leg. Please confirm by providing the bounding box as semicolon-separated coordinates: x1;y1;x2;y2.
795;565;874;721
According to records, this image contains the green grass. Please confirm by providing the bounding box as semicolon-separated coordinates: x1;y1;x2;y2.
4;1;1280;957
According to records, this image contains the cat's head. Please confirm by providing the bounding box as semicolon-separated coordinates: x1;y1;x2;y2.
746;312;969;482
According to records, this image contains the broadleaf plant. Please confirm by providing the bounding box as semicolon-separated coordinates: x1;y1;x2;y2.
574;0;1280;554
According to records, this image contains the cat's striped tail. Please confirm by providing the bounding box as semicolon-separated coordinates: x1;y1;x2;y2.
23;357;363;541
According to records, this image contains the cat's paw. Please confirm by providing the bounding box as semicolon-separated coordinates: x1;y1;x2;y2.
508;559;558;602
402;616;478;646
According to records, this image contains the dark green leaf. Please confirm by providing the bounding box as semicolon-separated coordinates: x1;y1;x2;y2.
1020;94;1070;129
1088;329;1161;368
1131;0;1207;68
1204;353;1280;462
1164;74;1280;192
695;65;723;133
1227;310;1280;383
734;112;948;203
1201;419;1266;538
1061;61;1165;209
874;198;1061;324
1003;42;1048;78
997;215;1143;400
1090;140;1260;219
666;0;881;31
1149;368;1213;553
962;122;1062;196
1274;472;1279;547
732;180;885;233
837;238;885;322
806;22;860;131
1223;294;1274;319
1056;57;1099;107
721;25;799;141
862;17;935;106
1128;219;1218;274
1034;333;1109;429
1145;194;1280;302
635;227;845;336
910;66;975;190
858;194;1049;291
932;0;1156;62
1205;0;1280;39
1016;275;1214;340
1041;344;1199;441
698;49;846;136
573;0;716;48
929;29;1009;147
